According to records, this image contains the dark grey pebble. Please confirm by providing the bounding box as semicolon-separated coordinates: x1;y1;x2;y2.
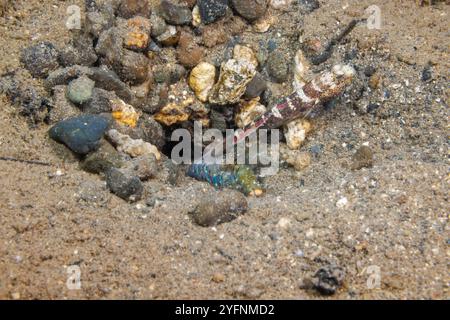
364;65;377;77
80;140;124;174
198;0;229;24
367;102;381;114
20;42;60;78
244;72;267;99
421;64;433;82
106;167;143;202
160;0;192;25
45;66;134;103
267;51;290;83
307;264;345;295
59;32;98;67
82;88;117;114
230;0;268;22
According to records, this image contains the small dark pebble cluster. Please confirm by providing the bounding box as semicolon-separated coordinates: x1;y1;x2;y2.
302;264;346;296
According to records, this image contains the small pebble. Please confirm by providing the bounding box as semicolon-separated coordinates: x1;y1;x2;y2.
351;145;374;170
190;190;248;227
106;167;143;202
231;0;269;21
20;42;60;78
67;76;95;105
160;0;193;25
197;0;229;24
307;264;345;295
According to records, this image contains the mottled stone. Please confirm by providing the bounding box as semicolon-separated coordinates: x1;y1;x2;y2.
20;42;60;78
106;167;143;202
197;0;229;24
231;0;268;21
160;0;193;25
67;76;95;104
80;140;124;174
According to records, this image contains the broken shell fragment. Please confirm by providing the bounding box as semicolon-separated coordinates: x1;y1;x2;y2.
253;14;276;33
192;5;202;27
284;118;312;150
235;98;267;129
188;62;216;102
157;25;179;46
233;45;259;68
293;49;310;91
107;129;161;160
111;98;140;128
209;59;257;105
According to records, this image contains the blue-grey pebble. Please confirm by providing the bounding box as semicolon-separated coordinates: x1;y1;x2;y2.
49;114;109;155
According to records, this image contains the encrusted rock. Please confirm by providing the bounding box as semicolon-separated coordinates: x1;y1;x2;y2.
123;16;152;51
85;7;115;38
67;76;95;105
122;154;158;181
233;44;259;68
107;129;161;159
20;42;60;78
235;98;267;128
153;63;186;84
82;88;118;114
188;62;216;102
209;59;257;105
117;49;150;85
111;98;140;128
95;27;124;67
154;80;206;126
59;32;98;67
160;0;193;25
197;0;229;24
284;118;312;150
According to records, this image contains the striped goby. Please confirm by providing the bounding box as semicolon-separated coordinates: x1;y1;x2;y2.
232;64;356;145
